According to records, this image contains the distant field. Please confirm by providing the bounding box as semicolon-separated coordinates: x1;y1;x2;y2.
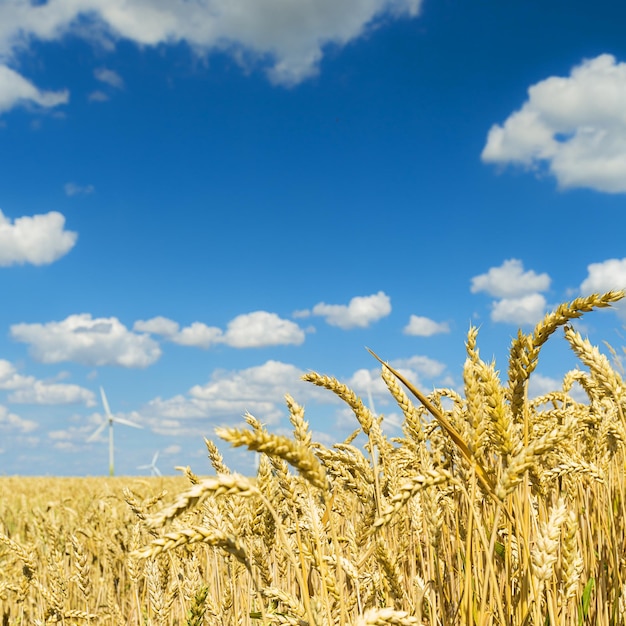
0;475;203;624
1;293;626;625
0;475;192;516
0;475;195;542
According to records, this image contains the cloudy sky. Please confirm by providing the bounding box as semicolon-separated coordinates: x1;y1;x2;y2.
2;0;626;476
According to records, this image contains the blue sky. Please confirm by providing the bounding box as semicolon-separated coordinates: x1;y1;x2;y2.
2;0;626;476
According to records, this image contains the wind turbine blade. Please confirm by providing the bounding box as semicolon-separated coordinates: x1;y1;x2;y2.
367;384;377;416
87;421;107;442
113;417;143;429
138;450;162;476
100;386;112;418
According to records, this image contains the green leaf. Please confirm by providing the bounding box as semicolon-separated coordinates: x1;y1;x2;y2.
578;577;594;626
494;541;505;559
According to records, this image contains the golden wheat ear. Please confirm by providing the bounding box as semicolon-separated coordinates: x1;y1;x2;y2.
367;348;499;501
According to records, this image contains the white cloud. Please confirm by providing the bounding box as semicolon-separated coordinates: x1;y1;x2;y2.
0;64;68;113
0;0;422;91
64;182;95;196
345;354;447;415
134;316;180;337
0;405;37;433
529;373;588;404
52;440;83;452
579;258;626;318
471;259;550;298
0;359;34;390
391;355;447;378
482;54;626;193
490;293;547;325
0;209;77;266
94;67;124;89
471;260;551;325
48;423;95;451
346;368;390;399
135;311;305;348
403;315;450;336
190;360;308;405
173;322;224;348
11;314;161;367
222;311;305;347
67;352;448;446
528;373;564;401
0;359;95;405
9;381;96;406
135;359;329;436
580;258;626;294
311;291;391;329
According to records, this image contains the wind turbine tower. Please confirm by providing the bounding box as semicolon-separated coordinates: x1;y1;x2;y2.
88;386;143;476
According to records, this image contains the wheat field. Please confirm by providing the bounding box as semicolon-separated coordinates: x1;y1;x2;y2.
2;291;626;625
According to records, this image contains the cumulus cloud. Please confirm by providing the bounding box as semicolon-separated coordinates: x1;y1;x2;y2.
75;353;446;444
471;259;550;298
580;258;626;294
133;316;179;336
343;355;447;433
47;424;95;451
528;373;564;401
391;355;447;378
0;359;34;390
223;311;305;347
490;293;547;325
0;64;68;113
11;314;161;367
346;368;390;399
471;260;550;325
189;360;308;406
134;359;329;436
0;0;423;94
135;311;305;348
0;405;37;433
173;322;224;348
0;359;95;405
579;258;626;318
9;381;96;406
528;373;588;404
403;315;450;336
0;209;77;266
347;354;445;400
482;54;626;193
310;291;391;329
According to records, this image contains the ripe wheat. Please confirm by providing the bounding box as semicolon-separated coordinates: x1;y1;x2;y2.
1;292;626;625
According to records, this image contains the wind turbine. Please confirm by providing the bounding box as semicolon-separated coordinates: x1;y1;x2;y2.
138;451;162;476
367;379;378;418
88;386;143;476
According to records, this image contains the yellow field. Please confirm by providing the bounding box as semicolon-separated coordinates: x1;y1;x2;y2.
2;292;626;625
0;476;194;624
